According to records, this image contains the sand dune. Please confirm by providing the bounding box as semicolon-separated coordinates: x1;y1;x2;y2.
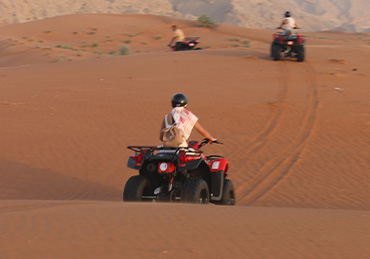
1;201;370;258
1;14;370;258
1;0;369;32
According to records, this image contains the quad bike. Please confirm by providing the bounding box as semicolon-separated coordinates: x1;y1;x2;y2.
123;139;235;205
171;37;202;51
271;29;305;62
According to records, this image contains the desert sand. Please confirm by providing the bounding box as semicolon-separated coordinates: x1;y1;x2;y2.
1;14;370;258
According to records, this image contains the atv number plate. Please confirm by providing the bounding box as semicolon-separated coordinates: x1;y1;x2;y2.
287;41;294;45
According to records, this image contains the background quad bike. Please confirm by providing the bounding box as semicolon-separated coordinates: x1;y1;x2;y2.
271;30;305;62
171;37;202;51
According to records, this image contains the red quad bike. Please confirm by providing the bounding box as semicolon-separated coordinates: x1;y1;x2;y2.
271;30;306;62
171;37;202;51
123;139;235;205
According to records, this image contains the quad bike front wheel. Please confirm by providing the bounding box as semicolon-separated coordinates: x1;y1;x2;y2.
123;175;153;202
182;178;209;204
216;179;235;205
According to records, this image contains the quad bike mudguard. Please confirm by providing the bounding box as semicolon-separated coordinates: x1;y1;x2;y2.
209;158;228;201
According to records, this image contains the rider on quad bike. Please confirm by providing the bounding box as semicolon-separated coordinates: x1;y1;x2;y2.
271;11;305;62
123;94;235;205
159;93;216;147
167;25;201;51
167;25;185;50
278;11;299;32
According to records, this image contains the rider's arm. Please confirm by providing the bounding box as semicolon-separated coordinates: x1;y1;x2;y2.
168;36;177;46
193;122;216;142
159;119;165;141
278;19;287;29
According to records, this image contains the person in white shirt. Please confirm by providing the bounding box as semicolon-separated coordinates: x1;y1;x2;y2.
278;11;299;30
160;93;217;147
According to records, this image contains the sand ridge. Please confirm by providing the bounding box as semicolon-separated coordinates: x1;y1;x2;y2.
1;0;369;32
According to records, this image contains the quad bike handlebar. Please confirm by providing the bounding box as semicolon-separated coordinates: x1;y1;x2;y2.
199;138;223;148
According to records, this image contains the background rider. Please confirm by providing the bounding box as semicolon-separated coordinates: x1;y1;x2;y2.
167;25;185;49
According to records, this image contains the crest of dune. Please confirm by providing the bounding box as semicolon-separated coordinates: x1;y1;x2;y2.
0;0;369;31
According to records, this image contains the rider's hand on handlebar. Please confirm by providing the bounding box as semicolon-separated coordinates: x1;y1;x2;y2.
204;138;220;144
200;138;222;148
210;138;218;144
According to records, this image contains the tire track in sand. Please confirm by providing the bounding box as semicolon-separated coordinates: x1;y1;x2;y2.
235;61;319;205
226;62;290;166
228;61;292;188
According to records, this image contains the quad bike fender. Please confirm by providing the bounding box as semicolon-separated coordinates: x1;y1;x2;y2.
209;158;228;201
273;38;282;45
127;157;141;170
209;158;228;172
297;39;305;45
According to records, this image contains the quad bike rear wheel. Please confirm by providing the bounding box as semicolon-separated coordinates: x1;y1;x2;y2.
216;179;235;205
270;43;274;57
123;175;153;202
272;43;281;61
297;45;305;62
182;178;209;204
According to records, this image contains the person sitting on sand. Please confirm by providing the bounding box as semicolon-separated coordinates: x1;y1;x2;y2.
167;25;185;49
159;93;217;147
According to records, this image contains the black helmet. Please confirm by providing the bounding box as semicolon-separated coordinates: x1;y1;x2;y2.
171;93;188;107
285;11;291;17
